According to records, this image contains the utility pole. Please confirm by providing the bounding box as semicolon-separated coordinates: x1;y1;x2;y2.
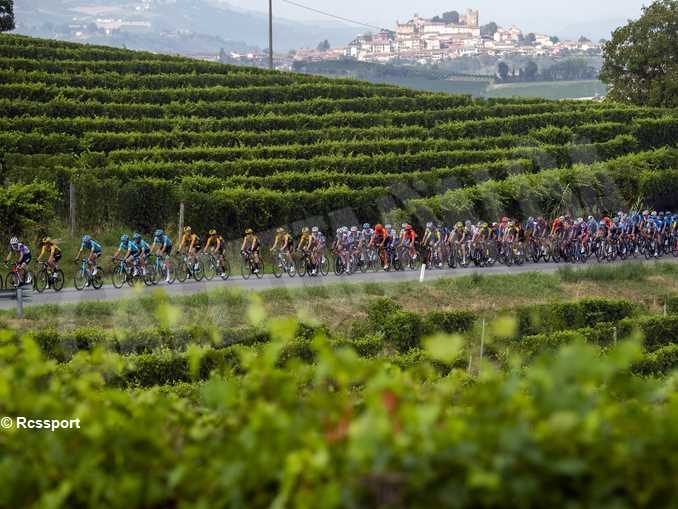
268;0;274;70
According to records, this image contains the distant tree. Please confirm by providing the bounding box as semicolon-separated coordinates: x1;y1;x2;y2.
526;32;537;45
480;21;498;37
317;39;330;52
218;48;227;63
550;36;560;44
523;60;539;81
442;11;460;24
0;0;15;32
600;0;678;107
578;35;591;44
497;61;509;80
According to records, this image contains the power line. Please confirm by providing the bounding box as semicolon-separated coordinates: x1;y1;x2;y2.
280;0;386;32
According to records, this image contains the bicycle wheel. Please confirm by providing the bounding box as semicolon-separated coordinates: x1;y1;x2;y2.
240;258;251;280
34;269;48;293
0;273;3;289
297;256;307;277
203;256;216;281
177;261;189;283
112;266;127;289
319;255;329;276
74;268;88;291
52;269;65;291
192;260;205;282
7;272;20;289
273;255;284;278
92;269;104;290
254;260;264;279
334;256;343;275
220;259;231;281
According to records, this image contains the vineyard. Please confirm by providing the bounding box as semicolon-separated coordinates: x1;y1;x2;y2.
1;33;678;507
0;34;677;241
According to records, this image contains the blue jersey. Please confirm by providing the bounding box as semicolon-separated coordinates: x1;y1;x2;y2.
81;239;102;253
154;234;172;248
135;239;151;254
120;240;139;254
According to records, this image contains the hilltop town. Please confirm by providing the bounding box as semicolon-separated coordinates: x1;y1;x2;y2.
227;9;601;68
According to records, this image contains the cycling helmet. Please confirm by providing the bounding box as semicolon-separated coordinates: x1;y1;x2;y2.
132;233;141;241
311;226;319;233
350;226;358;233
302;227;310;234
362;223;370;229
401;223;407;229
528;217;534;223
587;216;594;221
577;217;583;223
209;229;217;236
336;228;342;235
501;216;508;223
405;224;412;231
465;220;472;227
42;236;51;244
642;210;649;216
455;222;463;229
9;236;18;246
425;222;433;229
82;235;91;243
651;211;657;217
599;221;606;227
120;234;129;242
245;228;253;235
184;226;192;233
375;223;383;230
154;229;164;238
276;227;284;234
492;222;498;227
482;222;489;228
385;224;392;230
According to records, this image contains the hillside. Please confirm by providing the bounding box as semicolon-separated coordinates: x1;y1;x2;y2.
1;34;677;241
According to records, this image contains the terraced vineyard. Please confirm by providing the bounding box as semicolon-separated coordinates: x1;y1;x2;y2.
1;34;677;240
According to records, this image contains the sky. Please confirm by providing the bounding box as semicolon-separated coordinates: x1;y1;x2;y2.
223;0;649;39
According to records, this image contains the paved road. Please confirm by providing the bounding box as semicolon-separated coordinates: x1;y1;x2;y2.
1;257;676;310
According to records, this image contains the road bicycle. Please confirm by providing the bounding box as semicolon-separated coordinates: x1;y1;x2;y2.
202;251;231;281
4;262;33;289
74;258;104;290
272;248;296;278
176;253;205;283
240;250;263;279
111;257;143;288
34;261;64;293
297;248;329;277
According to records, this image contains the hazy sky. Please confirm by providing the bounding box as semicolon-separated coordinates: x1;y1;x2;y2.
224;0;649;38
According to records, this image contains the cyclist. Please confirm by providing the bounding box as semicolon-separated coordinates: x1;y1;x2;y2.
113;234;141;275
178;226;202;262
271;227;294;268
401;224;417;261
37;237;62;275
151;229;173;282
311;226;326;272
241;228;261;273
205;229;226;273
75;235;103;276
369;223;389;269
132;233;152;274
332;227;349;273
5;237;31;285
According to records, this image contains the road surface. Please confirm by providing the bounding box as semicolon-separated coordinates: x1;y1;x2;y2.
1;257;675;310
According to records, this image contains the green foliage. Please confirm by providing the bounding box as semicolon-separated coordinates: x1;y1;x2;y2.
0;181;57;240
600;0;678;107
516;298;637;336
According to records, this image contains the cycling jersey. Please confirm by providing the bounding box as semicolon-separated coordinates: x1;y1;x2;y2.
39;242;61;259
120;240;140;255
82;239;102;253
206;235;224;252
181;232;202;251
243;235;260;252
136;239;151;255
12;243;31;264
